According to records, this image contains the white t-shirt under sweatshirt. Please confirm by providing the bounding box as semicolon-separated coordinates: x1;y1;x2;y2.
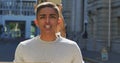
14;36;84;63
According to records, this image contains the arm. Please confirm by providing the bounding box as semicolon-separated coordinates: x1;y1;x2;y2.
13;43;24;63
72;43;84;63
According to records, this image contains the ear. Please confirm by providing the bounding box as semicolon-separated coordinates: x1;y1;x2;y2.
58;18;62;24
34;19;39;27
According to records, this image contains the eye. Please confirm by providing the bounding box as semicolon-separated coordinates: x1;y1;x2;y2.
39;14;46;19
39;16;45;19
50;16;57;18
39;15;46;19
50;15;58;19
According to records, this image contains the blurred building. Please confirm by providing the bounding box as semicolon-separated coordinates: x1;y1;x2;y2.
87;0;120;53
62;0;84;41
0;0;37;38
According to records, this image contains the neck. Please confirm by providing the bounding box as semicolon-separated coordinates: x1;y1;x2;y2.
40;33;57;42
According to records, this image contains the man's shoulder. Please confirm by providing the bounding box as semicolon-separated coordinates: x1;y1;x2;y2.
58;37;80;50
19;36;38;45
59;37;78;45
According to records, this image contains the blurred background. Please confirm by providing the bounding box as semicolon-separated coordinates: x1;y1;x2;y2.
0;0;120;63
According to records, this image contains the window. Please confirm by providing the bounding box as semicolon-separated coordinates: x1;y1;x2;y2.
117;17;120;36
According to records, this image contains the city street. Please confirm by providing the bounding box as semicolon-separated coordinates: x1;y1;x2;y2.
0;0;120;63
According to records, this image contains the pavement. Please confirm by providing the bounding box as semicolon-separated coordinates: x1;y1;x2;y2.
0;38;120;63
82;49;120;63
0;38;26;62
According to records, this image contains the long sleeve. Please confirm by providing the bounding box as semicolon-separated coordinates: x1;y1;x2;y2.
13;43;24;63
72;43;84;63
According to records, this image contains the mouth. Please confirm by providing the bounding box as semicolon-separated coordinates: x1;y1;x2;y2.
45;25;51;29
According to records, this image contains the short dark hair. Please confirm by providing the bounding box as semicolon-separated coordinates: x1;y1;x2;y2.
36;2;60;17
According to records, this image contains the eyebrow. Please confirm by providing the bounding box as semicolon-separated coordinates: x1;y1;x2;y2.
39;14;58;16
50;14;58;16
39;14;45;17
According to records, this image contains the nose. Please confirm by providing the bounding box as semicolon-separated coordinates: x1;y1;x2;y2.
46;17;50;24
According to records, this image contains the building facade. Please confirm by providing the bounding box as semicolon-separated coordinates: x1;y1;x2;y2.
62;0;84;43
0;0;37;39
87;0;120;53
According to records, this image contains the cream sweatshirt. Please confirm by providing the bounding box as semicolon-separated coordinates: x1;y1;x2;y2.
14;36;84;63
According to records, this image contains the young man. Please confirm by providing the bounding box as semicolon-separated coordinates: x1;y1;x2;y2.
14;2;84;63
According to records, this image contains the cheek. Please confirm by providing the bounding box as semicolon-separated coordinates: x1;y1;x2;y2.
52;22;59;27
37;21;43;28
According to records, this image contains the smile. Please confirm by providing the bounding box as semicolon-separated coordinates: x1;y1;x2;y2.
45;25;51;29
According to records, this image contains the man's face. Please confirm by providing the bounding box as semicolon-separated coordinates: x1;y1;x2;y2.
37;7;59;34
